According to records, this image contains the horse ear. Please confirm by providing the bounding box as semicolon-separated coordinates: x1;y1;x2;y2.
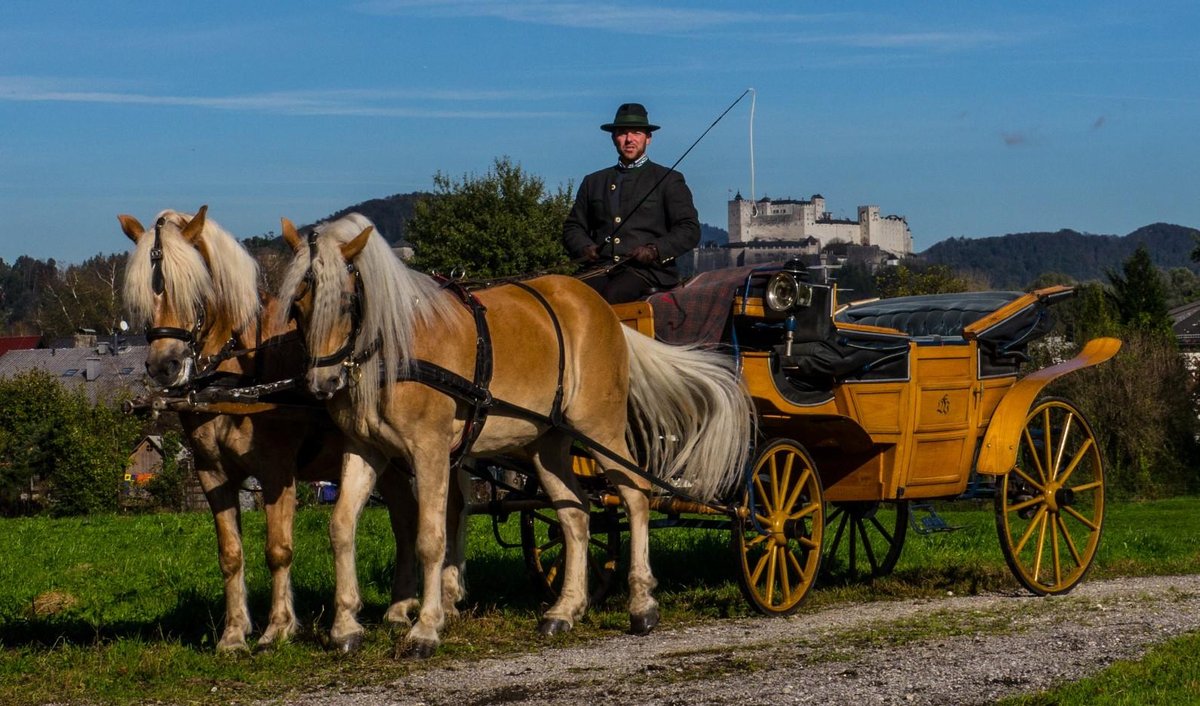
340;226;374;261
181;205;208;244
118;215;145;243
281;218;303;253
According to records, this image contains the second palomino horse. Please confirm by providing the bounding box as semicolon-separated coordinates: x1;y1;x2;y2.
278;213;753;656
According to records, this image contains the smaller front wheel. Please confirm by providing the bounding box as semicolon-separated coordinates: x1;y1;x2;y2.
733;439;824;615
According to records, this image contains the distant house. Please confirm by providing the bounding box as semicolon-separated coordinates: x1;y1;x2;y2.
0;335;43;356
1170;301;1200;368
126;435;174;485
0;340;149;404
122;435;202;510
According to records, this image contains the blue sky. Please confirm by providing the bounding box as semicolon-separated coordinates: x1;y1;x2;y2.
2;1;1197;264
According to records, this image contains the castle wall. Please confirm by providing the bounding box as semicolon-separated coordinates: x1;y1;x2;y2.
728;194;913;257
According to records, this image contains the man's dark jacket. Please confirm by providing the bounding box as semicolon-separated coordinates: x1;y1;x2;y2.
562;160;700;287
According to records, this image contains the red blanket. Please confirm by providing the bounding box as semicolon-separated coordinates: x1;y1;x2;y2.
648;266;763;345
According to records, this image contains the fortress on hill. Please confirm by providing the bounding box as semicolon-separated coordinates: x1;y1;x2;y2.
684;192;914;276
728;193;913;256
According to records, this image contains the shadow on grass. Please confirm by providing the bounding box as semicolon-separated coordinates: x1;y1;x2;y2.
0;588;225;649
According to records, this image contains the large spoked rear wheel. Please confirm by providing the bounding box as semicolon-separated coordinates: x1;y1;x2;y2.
823;501;909;581
733;439;824;615
995;397;1105;595
519;475;621;607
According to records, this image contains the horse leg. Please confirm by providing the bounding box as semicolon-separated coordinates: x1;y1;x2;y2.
375;465;420;628
405;447;452;658
328;447;380;653
257;476;299;649
529;434;591;635
197;467;252;652
440;467;471;619
599;443;660;635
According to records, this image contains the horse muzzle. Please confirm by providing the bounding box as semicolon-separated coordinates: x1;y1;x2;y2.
308;367;347;400
145;350;195;389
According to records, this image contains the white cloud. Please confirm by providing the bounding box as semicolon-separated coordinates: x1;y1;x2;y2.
0;77;575;118
354;0;839;34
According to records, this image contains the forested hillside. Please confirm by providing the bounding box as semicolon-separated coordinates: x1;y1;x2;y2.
921;223;1200;289
315;192;430;244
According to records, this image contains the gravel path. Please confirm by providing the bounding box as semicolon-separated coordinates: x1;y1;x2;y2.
270;574;1200;705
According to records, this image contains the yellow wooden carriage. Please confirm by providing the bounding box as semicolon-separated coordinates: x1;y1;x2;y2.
599;263;1120;614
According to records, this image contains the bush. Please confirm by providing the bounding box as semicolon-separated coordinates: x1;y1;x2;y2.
406;156;573;278
0;370;142;516
1048;331;1200;497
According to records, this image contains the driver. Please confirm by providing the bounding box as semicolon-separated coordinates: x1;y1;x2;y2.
562;102;700;304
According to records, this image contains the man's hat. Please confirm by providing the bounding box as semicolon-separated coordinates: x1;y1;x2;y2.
601;103;660;133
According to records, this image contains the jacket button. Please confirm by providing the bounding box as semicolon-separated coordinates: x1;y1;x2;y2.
609;184;616;191
614;216;622;224
613;237;621;244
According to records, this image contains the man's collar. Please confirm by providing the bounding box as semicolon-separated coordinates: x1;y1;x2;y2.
616;155;649;171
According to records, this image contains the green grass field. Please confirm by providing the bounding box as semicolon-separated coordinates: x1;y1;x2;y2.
2;497;1198;705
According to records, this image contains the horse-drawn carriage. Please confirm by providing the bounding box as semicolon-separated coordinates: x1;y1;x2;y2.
123;208;1119;655
492;261;1119;615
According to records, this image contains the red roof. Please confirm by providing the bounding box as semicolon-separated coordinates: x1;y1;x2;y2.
0;336;41;356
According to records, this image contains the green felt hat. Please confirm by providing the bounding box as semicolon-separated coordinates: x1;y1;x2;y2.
601;103;660;132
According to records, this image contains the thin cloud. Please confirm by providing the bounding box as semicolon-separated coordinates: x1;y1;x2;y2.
354;0;842;34
785;29;1020;51
0;78;574;118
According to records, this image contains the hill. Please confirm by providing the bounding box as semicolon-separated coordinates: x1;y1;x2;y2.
308;193;1193;289
921;223;1200;289
314;192;431;245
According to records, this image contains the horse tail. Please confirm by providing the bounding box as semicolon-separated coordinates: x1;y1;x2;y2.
622;329;753;502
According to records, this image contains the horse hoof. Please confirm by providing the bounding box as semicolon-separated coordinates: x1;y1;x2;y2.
630;608;660;635
334;632;364;654
537;618;572;636
215;639;250;655
253;640;277;654
406;640;438;659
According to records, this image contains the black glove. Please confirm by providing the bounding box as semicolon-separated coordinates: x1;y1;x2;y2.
582;244;599;261
629;244;658;264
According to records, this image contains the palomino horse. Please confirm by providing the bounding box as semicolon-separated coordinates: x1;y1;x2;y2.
120;207;421;652
278;213;752;657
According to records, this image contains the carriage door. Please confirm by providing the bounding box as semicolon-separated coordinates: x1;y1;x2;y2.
898;342;977;499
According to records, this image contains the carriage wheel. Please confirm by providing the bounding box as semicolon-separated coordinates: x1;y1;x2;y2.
519;475;621;607
994;397;1105;595
733;439;824;615
822;500;909;580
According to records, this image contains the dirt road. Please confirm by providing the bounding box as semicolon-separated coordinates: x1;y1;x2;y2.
273;574;1200;705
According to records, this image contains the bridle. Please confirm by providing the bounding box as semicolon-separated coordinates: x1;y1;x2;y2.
295;229;380;374
143;215;245;379
144;216;207;348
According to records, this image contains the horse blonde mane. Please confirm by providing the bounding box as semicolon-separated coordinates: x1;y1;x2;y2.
277;213;459;415
123;210;261;333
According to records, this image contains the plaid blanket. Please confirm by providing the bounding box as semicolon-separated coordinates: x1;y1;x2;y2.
648;265;763;345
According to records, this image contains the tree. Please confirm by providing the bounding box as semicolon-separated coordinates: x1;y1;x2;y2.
405;157;573;279
0;369;142;516
36;253;128;338
874;263;969;298
1106;245;1172;337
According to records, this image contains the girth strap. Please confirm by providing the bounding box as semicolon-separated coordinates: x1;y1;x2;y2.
420;280;493;468
506;281;567;426
392;279;568;468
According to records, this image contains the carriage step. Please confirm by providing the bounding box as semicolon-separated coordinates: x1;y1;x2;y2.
909;502;962;535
